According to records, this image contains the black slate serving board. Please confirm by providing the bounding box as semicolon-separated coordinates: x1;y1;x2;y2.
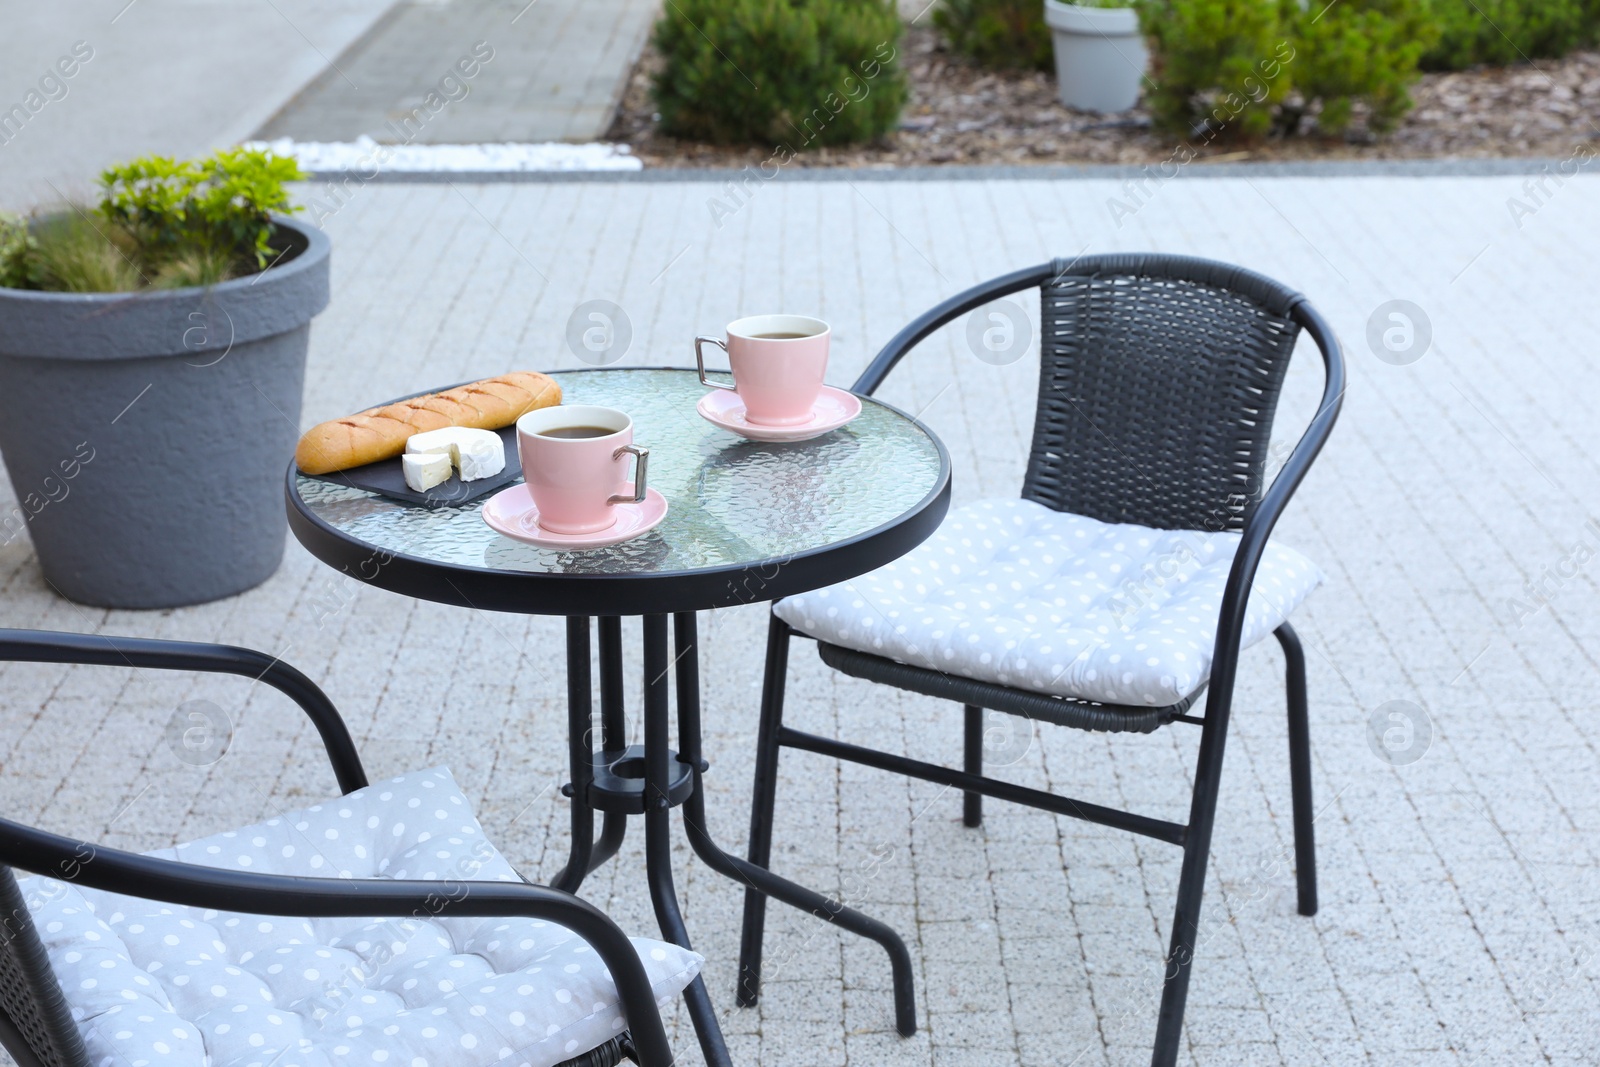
304;425;521;508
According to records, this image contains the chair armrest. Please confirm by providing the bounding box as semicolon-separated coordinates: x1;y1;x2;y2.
1203;298;1346;711
0;629;367;795
852;261;1056;396
0;817;674;1067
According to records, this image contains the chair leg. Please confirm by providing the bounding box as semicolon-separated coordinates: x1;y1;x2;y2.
962;704;983;827
1151;692;1235;1067
737;614;792;1008
1275;622;1318;916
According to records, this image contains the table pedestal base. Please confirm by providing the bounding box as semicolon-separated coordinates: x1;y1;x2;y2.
548;613;917;1067
575;745;696;814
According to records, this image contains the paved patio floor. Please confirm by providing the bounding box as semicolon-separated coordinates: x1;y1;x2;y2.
1;172;1598;1066
256;0;658;144
0;0;396;210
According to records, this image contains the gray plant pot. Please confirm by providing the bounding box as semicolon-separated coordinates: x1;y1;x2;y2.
1044;0;1148;113
0;216;330;609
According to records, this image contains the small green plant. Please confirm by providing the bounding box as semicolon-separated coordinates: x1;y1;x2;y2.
1287;0;1439;134
27;213;144;293
0;213;41;290
100;146;305;272
650;0;907;148
933;0;1053;71
1423;0;1592;70
0;146;305;293
150;245;242;289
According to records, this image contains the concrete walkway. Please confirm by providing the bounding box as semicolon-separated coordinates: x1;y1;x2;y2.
0;0;397;211
255;0;661;144
1;171;1598;1066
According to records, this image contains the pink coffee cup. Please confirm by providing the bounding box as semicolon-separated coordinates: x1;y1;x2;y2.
695;314;830;426
516;405;649;534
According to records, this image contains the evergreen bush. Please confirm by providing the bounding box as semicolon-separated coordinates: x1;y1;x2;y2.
1142;0;1437;140
1288;0;1439;134
932;0;1053;71
651;0;907;148
1141;0;1288;139
1423;0;1593;70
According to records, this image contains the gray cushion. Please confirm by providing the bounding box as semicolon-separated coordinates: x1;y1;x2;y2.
776;499;1321;708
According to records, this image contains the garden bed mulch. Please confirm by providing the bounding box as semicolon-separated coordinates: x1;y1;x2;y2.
606;25;1600;169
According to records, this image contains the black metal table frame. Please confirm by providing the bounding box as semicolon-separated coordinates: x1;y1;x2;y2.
546;611;916;1067
285;371;950;1067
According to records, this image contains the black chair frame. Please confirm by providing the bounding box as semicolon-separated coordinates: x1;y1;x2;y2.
0;629;674;1067
735;254;1345;1067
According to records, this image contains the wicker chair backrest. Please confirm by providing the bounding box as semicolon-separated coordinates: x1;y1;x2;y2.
1023;254;1304;532
0;867;89;1067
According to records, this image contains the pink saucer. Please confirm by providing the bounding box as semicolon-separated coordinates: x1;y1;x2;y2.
697;385;862;442
481;483;668;549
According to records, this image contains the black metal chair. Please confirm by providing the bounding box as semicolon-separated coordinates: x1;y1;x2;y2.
0;628;678;1067
735;254;1345;1066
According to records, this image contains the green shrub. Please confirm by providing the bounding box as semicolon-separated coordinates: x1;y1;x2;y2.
1143;0;1435;140
1423;0;1592;70
1142;0;1288;139
650;0;907;147
1287;0;1439;134
933;0;1052;71
0;146;304;293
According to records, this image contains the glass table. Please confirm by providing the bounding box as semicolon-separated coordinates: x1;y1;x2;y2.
287;368;950;1065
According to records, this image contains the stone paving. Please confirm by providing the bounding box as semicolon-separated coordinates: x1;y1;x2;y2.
2;172;1599;1066
256;0;661;145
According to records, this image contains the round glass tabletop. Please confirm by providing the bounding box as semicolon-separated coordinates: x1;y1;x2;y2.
287;368;950;616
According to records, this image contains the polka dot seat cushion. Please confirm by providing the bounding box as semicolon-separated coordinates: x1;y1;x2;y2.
775;498;1323;708
17;767;702;1067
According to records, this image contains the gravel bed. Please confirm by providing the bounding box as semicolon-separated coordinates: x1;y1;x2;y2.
607;25;1600;169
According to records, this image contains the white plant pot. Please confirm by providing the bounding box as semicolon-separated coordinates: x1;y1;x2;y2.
1043;0;1148;113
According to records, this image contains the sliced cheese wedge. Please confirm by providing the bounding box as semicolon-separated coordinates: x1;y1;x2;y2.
402;451;454;493
405;427;506;482
455;430;505;481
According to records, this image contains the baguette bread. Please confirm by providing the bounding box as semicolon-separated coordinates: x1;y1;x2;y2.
295;372;561;475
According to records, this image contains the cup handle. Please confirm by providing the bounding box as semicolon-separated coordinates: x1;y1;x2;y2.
608;444;649;506
695;336;737;390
